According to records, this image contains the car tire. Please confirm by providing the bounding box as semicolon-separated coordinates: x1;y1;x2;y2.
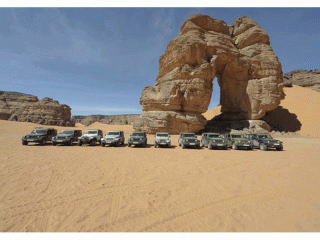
40;138;46;146
248;145;253;150
208;144;212;150
78;141;82;146
52;142;57;146
232;143;238;150
224;146;228;150
101;142;105;147
182;143;185;149
128;143;131;147
260;143;267;151
22;141;28;145
276;145;283;151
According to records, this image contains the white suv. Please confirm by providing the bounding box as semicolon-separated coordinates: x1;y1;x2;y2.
101;131;125;147
154;132;171;148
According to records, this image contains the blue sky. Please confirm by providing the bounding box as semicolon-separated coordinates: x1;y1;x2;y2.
1;7;320;115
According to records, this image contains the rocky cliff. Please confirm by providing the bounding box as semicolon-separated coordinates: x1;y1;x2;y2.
71;114;140;126
135;14;284;134
283;69;320;92
0;91;73;126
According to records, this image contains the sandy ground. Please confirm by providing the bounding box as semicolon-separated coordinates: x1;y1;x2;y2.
203;86;320;138
1;120;320;232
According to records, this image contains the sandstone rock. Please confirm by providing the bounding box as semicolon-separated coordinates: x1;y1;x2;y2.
71;114;140;127
283;69;320;92
0;91;73;126
135;14;284;134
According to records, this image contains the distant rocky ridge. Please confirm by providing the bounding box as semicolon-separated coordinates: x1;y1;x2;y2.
283;69;320;92
71;114;140;127
0;91;73;126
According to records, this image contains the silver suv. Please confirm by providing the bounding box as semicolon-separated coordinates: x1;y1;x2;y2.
101;131;125;147
154;132;171;148
78;129;103;146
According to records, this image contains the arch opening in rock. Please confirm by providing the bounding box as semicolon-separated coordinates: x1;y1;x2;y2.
134;14;284;134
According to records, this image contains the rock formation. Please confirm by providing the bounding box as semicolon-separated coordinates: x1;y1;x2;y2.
283;69;320;92
71;114;139;126
134;14;284;134
0;91;73;126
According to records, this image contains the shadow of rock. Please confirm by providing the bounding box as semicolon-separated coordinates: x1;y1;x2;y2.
261;106;301;132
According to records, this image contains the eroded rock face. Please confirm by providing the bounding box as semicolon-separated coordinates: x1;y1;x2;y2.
135;14;284;134
283;69;320;91
71;114;139;126
0;91;73;126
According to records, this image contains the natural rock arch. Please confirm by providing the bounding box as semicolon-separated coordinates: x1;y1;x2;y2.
134;14;285;134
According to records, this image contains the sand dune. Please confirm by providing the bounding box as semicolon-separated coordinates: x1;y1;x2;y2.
203;86;320;137
1;119;320;232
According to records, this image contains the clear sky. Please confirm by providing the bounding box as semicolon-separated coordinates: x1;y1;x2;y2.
1;6;319;116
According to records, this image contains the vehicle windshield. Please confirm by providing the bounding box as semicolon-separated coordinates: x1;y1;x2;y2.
132;132;144;137
208;134;220;138
183;133;195;138
231;135;243;138
31;129;47;134
156;134;169;137
59;130;74;135
85;130;98;134
258;134;271;139
107;132;120;136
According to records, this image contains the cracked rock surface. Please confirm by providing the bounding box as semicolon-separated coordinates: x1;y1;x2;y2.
135;14;284;134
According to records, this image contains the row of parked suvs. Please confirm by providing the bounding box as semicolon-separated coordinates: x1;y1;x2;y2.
21;127;284;151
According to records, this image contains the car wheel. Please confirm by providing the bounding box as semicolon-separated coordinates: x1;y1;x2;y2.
276;145;283;151
260;143;267;151
78;141;82;146
52;142;57;146
101;142;105;147
40;138;46;146
232;143;238;150
128;143;131;147
182;143;185;149
208;144;212;150
224;146;228;150
22;141;28;145
69;140;73;146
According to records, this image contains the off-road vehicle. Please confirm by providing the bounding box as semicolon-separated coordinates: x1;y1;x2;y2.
101;131;125;147
77;129;103;146
154;132;171;148
128;132;147;147
228;133;253;150
22;128;57;146
178;133;200;149
255;133;283;151
52;129;82;146
245;133;260;148
201;132;229;150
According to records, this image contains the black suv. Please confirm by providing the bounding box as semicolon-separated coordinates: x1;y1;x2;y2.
128;132;147;147
52;129;82;146
255;133;283;151
22;128;57;145
178;133;200;149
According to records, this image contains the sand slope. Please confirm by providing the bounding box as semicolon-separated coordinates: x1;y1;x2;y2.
1;120;320;232
203;86;320;137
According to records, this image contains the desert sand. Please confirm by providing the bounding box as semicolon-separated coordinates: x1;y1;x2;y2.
1;117;320;232
1;86;320;232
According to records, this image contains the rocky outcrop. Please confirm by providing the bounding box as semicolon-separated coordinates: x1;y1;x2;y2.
135;14;284;134
71;114;139;126
283;69;320;92
0;91;73;126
